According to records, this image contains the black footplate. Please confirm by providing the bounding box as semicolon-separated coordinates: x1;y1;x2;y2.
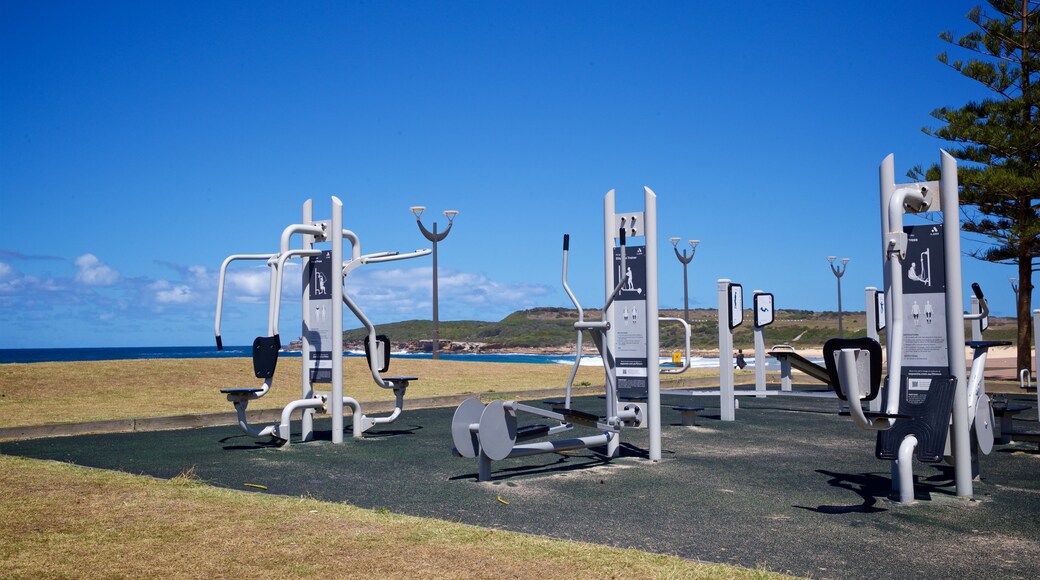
560;408;603;428
516;424;551;441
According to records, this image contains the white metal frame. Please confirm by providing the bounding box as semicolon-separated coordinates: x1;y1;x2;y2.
214;197;430;445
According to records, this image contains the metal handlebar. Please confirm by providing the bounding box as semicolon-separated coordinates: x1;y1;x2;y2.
214;253;277;350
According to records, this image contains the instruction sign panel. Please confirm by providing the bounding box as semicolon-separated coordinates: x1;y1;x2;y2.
305;250;334;384
753;292;773;327
900;224;948;402
613;245;648;398
875;292;886;332
729;283;744;329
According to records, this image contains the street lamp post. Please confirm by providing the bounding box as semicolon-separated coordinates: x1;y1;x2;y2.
1010;277;1020;297
411;206;458;360
669;238;699;323
827;256;850;338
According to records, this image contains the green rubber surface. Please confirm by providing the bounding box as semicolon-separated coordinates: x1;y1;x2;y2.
3;392;1040;579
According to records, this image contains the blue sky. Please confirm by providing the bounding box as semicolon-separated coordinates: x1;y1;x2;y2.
0;1;1032;348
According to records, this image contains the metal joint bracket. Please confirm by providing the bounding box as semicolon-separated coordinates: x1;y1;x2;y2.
887;231;908;260
613;212;644;238
896;181;940;213
312;220;330;242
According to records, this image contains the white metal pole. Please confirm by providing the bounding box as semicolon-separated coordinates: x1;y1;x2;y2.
644;186;661;461
331;196;345;444
718;279;735;421
603;190;619;458
753;290;766;396
940;150;972;498
301;199;314;442
970;297;983;342
879;155;896;336
1034;309;1039;411
865;287;879;343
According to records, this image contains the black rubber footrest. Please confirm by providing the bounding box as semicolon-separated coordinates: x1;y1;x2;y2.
516;424;551;441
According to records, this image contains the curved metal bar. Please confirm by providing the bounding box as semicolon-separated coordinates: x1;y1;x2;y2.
279;223;325;254
659;317;691;374
270;249;323;336
214;254;276;345
340;248;431;389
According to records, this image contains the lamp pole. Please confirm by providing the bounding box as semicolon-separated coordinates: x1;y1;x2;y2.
827;256;849;338
669;238;699;323
411;206;458;360
1010;277;1020;298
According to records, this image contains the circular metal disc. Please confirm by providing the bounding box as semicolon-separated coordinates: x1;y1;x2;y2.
451;398;486;458
975;394;995;456
478;400;518;461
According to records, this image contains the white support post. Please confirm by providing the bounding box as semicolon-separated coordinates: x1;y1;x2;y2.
644;187;662;462
753;289;766;396
330;197;345;444
603;190;619;458
970;297;983;342
718;279;735;421
865;287;879;343
1034;309;1039;411
940;151;972;498
300;199;315;442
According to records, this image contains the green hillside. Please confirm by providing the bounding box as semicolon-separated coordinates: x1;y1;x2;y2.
345;307;1019;352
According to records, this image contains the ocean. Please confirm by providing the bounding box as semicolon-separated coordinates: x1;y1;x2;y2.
0;345;784;369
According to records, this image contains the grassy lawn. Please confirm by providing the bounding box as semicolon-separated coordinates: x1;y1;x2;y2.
0;447;792;579
0;357;719;427
0;357;795;578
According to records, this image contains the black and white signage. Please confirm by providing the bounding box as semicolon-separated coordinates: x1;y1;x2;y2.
900;224;948;401
728;283;744;330
753;292;774;328
875;292;886;332
305;250;334;384
613;245;648;398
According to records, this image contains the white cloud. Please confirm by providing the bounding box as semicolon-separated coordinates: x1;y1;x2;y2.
0;262;12;280
152;280;194;304
74;254;119;286
345;266;552;321
227;269;271;297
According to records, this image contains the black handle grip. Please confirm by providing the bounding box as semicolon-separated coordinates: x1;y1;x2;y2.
971;282;984;300
563;234;569;251
619;228;626;246
216;335;223;351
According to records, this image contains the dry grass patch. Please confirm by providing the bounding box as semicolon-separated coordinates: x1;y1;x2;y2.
0;455;794;579
0;358;714;428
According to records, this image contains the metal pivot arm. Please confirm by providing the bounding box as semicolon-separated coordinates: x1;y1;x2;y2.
214;253;277;350
834;348;906;430
561;234;584;408
964;283;989;321
340;248;430;389
342;249;432;276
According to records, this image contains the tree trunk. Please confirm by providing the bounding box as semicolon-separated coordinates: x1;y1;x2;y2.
1017;255;1034;375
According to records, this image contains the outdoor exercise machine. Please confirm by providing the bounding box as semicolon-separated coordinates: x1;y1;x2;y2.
824;151;1002;502
768;290;886;413
662;284;836;421
451;187;685;481
214;197;430;445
